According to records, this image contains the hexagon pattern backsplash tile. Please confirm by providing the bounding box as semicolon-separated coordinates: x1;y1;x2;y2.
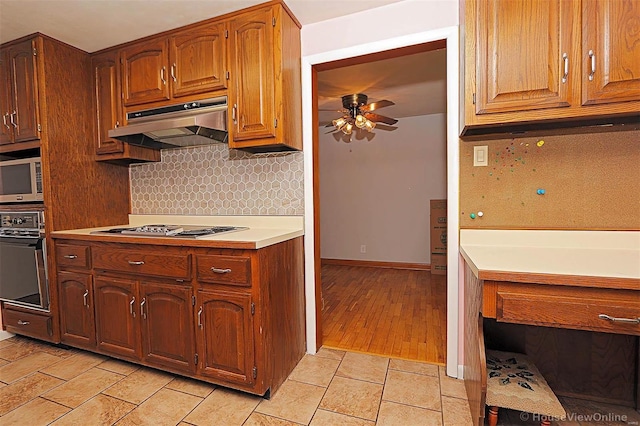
130;144;304;216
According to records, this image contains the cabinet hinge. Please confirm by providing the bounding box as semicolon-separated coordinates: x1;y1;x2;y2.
194;353;199;365
274;119;278;128
253;366;257;379
192;295;196;306
272;17;276;27
37;124;41;132
472;93;476;105
251;303;255;315
33;48;37;56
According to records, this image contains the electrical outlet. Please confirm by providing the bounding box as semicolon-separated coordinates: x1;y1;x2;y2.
473;145;488;166
360;245;366;253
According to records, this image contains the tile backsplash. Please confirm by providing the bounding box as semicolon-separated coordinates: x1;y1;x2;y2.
130;144;304;216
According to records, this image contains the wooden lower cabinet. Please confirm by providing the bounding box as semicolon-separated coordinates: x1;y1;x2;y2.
52;237;305;397
58;271;95;348
196;290;255;386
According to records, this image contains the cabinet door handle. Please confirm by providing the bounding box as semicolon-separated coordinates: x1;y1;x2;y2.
232;104;237;124
197;306;203;328
160;66;167;85
171;63;177;82
211;267;232;274
115;120;120;128
598;314;640;325
2;112;10;129
83;290;89;307
140;298;146;319
130;297;136;317
17;320;30;325
561;52;569;83
128;260;145;265
64;254;78;259
9;110;17;128
588;50;596;81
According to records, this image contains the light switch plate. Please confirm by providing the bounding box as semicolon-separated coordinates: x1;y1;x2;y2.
474;145;488;167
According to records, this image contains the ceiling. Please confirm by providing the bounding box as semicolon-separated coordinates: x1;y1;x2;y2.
0;0;447;122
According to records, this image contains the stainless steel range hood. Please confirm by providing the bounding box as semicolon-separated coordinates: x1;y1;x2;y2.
108;96;228;149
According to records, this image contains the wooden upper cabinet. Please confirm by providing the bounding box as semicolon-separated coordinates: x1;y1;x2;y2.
0;38;41;145
170;23;227;98
121;38;170;107
582;0;640;105
92;50;123;155
475;0;576;114
228;7;276;143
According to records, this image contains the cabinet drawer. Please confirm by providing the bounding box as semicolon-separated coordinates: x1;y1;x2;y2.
196;255;251;287
2;305;53;340
93;247;191;280
56;244;91;269
495;284;640;335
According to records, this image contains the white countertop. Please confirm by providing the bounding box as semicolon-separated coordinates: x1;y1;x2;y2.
51;215;304;249
460;230;640;285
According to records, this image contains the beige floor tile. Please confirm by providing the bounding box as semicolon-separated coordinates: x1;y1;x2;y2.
0;337;73;361
287;354;341;387
388;358;439;377
315;347;346;361
310;408;375;425
0;358;7;367
0;372;64;415
116;387;202;426
0;337;17;349
50;393;136;425
42;367;124;408
0;397;70;426
382;369;441;411
97;358;140;375
244;412;303;425
165;376;216;397
102;367;173;404
185;387;261;425
40;351;107;380
0;351;62;383
335;352;389;384
256;379;326;425
439;366;467;399
441;396;473;426
319;375;383;421
377;400;443;426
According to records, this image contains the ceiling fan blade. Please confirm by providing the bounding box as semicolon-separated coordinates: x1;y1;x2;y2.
360;100;394;112
365;112;398;125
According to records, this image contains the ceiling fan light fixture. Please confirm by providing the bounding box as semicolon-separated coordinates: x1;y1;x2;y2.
364;120;376;132
342;122;353;135
354;114;366;128
332;117;347;130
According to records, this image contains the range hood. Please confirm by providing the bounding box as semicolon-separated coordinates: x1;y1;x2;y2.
108;96;228;150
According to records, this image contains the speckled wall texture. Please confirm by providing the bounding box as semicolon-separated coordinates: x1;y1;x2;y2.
130;144;304;216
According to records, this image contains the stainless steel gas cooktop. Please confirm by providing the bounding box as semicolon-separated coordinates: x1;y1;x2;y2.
92;224;248;239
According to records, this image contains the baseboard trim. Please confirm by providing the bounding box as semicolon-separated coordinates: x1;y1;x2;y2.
321;258;430;271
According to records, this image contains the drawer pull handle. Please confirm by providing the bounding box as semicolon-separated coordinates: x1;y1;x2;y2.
128;260;145;265
598;314;640;325
211;267;231;274
64;255;78;259
17;320;30;326
83;290;89;307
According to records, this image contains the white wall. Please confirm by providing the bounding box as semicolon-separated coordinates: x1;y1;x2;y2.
301;0;461;378
319;114;447;263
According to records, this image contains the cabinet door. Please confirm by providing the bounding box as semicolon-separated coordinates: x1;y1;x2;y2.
140;281;195;373
7;39;40;142
94;276;141;360
582;0;640;105
58;271;96;348
475;0;576;114
121;38;170;107
196;290;255;386
0;49;13;145
170;23;227;98
228;7;276;142
92;50;124;155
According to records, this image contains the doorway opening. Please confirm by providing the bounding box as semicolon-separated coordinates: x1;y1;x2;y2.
313;41;448;364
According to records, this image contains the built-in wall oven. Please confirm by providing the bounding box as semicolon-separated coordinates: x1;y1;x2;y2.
0;211;48;311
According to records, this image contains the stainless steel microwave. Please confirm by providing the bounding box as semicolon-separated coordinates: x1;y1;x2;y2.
0;157;44;203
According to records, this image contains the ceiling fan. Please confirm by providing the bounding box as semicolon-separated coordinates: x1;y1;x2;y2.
325;93;398;135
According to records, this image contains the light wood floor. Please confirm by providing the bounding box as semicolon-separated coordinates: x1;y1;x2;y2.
321;264;447;364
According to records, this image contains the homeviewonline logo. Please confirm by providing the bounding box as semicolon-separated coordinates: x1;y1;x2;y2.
520;411;637;424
